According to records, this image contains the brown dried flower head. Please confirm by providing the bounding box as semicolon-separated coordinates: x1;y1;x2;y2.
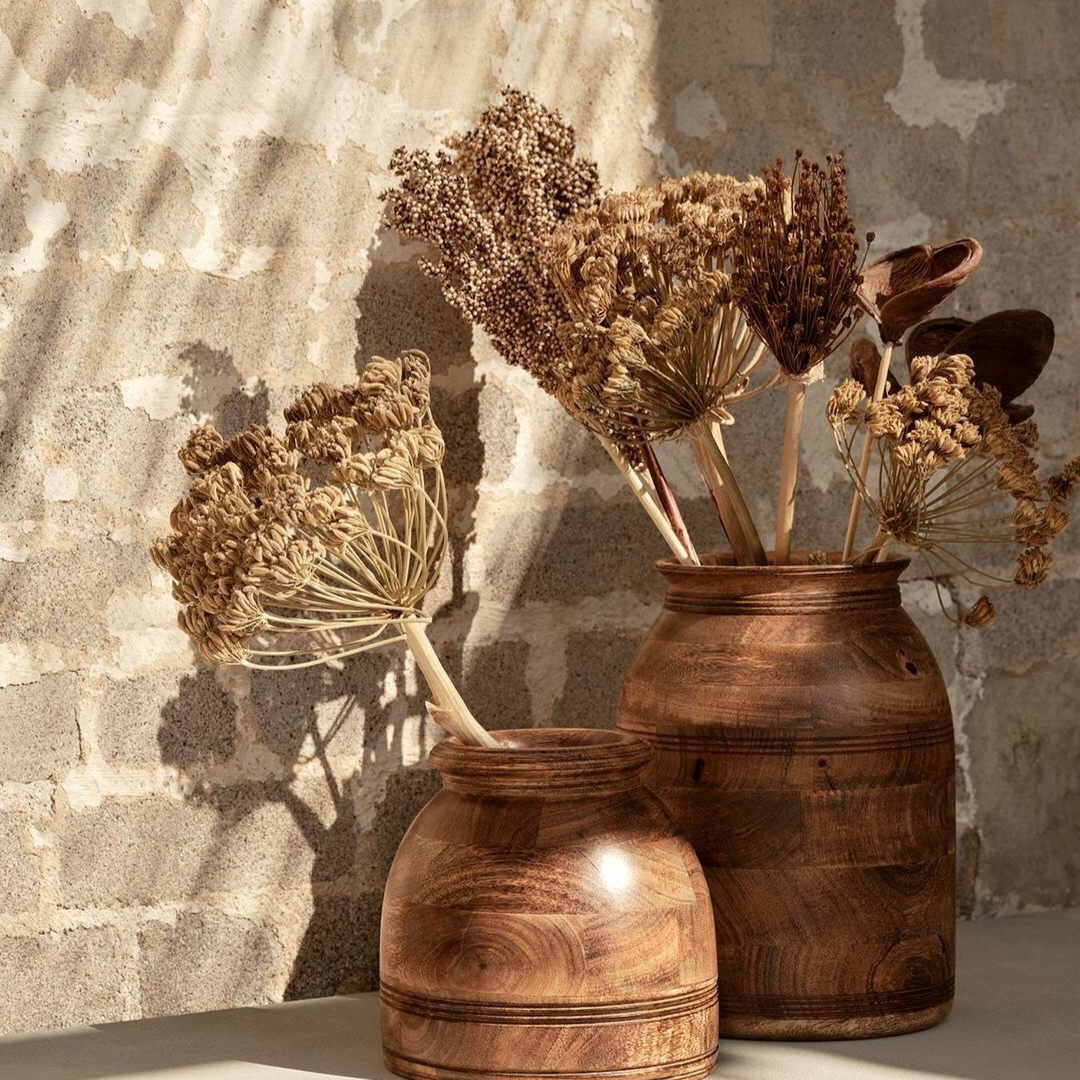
382;87;599;398
906;308;1055;423
284;349;443;487
731;151;869;380
549;173;769;442
152;352;449;667
830;351;1080;614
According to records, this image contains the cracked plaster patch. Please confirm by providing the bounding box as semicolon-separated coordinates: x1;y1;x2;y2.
885;0;1010;140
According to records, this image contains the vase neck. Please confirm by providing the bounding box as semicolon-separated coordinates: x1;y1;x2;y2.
429;729;653;798
657;553;908;616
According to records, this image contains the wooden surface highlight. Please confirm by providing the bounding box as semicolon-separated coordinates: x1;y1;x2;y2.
618;554;956;1040
380;728;719;1079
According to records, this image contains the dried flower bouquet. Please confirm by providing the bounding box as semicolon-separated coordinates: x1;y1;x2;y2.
383;87;1078;623
152;350;497;747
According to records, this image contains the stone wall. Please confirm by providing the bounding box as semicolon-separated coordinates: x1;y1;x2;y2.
1;0;1078;1037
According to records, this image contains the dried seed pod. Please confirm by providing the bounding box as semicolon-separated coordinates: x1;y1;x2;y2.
858;239;982;345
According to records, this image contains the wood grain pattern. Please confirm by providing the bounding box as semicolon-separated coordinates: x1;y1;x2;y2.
380;728;719;1079
617;554;956;1040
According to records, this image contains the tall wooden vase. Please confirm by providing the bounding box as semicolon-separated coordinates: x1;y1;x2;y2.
617;554;955;1040
380;728;719;1080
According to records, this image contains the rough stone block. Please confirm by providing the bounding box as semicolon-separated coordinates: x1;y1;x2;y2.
0;814;42;914
480;495;667;604
59;781;356;907
0;928;126;1036
282;891;382;1000
554;629;645;730
0;673;81;782
967;659;1080;910
965;578;1080;676
0;541;151;652
221;137;380;256
99;667;237;767
248;650;395;760
450;639;532;732
138;911;284;1018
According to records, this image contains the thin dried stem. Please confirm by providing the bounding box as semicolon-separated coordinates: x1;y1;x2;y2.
842;341;894;560
600;437;696;564
775;381;807;565
401;621;497;748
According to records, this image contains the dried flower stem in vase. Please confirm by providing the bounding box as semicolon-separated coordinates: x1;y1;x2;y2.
840;339;895;560
732;152;868;564
382;88;696;565
152;351;497;748
550;175;776;565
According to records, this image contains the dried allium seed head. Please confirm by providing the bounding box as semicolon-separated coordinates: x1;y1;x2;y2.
731;151;867;379
152;352;450;668
963;596;996;628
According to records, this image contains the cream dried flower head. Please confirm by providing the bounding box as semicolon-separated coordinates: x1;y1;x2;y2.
153;352;448;668
829;353;1080;621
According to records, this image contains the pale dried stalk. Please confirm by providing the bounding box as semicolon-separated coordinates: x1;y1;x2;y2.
774;381;807;565
842;341;894;560
402;621;498;747
600;437;697;564
691;421;767;565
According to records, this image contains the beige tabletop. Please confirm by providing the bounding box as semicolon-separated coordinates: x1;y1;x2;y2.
2;907;1077;1080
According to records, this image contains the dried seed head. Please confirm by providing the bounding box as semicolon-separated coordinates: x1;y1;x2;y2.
963;596;996;628
549;173;767;443
731;152;866;379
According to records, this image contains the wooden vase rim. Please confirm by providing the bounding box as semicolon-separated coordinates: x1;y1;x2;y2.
429;728;653;796
655;552;910;615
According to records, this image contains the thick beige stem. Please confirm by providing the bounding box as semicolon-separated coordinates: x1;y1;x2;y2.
842;342;895;561
853;527;891;564
691;422;767;566
774;381;806;566
600;437;696;564
401;620;498;747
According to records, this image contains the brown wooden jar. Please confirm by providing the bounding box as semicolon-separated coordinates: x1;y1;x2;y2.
380;728;719;1080
617;555;955;1040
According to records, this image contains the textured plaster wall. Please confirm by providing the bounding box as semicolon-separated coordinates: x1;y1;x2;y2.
0;0;1077;1037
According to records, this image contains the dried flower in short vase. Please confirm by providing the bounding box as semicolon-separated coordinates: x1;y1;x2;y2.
152;350;496;747
731;151;869;563
383;87;700;566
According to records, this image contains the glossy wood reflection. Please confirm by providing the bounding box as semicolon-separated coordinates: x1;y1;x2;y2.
617;554;956;1040
380;728;719;1080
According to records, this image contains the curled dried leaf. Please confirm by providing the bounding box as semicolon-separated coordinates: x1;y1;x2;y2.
858;239;982;344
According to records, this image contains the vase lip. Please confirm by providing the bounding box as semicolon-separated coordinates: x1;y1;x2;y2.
430;727;653;795
656;551;911;577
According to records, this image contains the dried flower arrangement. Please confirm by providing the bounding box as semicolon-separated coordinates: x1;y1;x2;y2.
382;87;1077;624
152;350;497;747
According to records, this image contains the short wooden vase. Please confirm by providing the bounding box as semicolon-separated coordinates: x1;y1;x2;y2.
617;554;955;1040
380;728;719;1080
